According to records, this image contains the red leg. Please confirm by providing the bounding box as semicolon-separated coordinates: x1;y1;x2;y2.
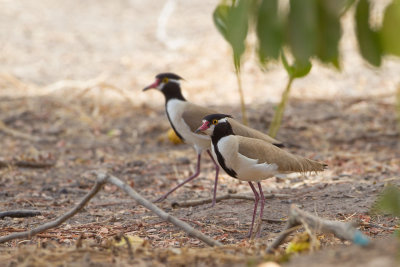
154;153;201;203
256;182;265;238
247;182;260;238
206;150;219;208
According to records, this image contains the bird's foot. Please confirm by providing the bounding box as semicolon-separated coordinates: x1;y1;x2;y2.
205;200;216;209
246;228;261;239
153;196;166;203
246;229;253;239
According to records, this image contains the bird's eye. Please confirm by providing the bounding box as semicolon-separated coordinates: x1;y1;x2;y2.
212;119;218;125
163;77;169;83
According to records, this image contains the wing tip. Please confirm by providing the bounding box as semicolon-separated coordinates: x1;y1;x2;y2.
274;142;285;148
323;163;328;170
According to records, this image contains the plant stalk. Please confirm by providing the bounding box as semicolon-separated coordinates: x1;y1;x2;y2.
268;76;294;138
397;84;400;134
235;68;248;125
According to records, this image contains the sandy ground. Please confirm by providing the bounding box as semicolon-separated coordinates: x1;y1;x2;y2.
0;1;400;266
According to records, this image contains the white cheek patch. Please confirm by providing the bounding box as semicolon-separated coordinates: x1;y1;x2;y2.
169;79;180;84
204;124;214;136
219;118;227;123
158;78;180;90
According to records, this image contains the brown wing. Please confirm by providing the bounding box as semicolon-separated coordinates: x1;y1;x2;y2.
182;103;218;132
228;118;283;146
237;136;326;173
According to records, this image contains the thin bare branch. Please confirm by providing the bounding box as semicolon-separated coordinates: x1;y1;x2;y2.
266;204;370;253
0;120;42;142
171;193;290;208
0;175;108;244
0;210;41;219
0;160;56;169
0;171;221;248
102;172;221;247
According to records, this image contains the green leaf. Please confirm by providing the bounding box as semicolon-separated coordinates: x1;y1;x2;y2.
256;0;282;64
281;52;294;77
316;0;342;69
292;60;312;78
374;185;400;217
213;5;229;39
281;52;312;79
340;0;356;17
288;0;318;65
381;0;400;57
355;0;382;66
213;0;250;71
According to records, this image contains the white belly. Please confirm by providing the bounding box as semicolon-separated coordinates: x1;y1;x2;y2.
216;136;278;181
166;99;210;152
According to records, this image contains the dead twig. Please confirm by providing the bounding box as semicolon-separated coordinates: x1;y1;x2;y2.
0;160;56;169
0;120;42;142
359;222;398;232
261;218;287;224
0;210;41;219
172;193;290;208
266;204;370;253
0;174;107;244
102;172;221;247
119;233;134;259
0;171;221;247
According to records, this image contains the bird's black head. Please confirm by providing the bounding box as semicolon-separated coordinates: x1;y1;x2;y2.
143;73;185;101
196;113;233;137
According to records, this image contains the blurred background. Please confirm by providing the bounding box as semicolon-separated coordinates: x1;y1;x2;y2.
0;1;400;265
1;0;399;107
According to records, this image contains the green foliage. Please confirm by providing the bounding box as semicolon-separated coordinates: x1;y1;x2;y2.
213;0;250;70
316;1;342;68
256;0;282;64
375;185;400;218
213;0;251;125
355;0;382;66
381;0;400;57
281;53;312;79
214;0;400;72
213;0;400;134
287;0;318;65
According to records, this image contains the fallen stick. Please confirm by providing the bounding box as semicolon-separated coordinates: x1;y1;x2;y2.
0;210;41;219
0;160;56;169
0;120;42;142
261;218;287;224
0;171;221;247
0;174;106;243
266;204;370;253
359;221;397;232
103;172;221;247
171;193;290;208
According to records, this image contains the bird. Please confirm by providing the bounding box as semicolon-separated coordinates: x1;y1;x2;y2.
143;73;283;207
196;113;327;237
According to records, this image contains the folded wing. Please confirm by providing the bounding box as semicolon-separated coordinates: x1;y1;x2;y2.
182;103;218;132
228;118;283;147
237;136;326;173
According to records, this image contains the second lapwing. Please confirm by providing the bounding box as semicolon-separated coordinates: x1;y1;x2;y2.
196;113;327;237
143;73;283;207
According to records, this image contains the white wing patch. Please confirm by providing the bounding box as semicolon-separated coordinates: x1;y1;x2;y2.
236;153;278;181
166;99;210;151
216;135;278;181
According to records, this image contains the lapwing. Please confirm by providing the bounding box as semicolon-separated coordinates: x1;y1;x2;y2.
143;73;283;207
196;114;327;237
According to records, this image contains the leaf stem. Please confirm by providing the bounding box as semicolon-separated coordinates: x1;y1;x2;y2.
268;76;294;138
397;84;400;134
235;68;248;125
